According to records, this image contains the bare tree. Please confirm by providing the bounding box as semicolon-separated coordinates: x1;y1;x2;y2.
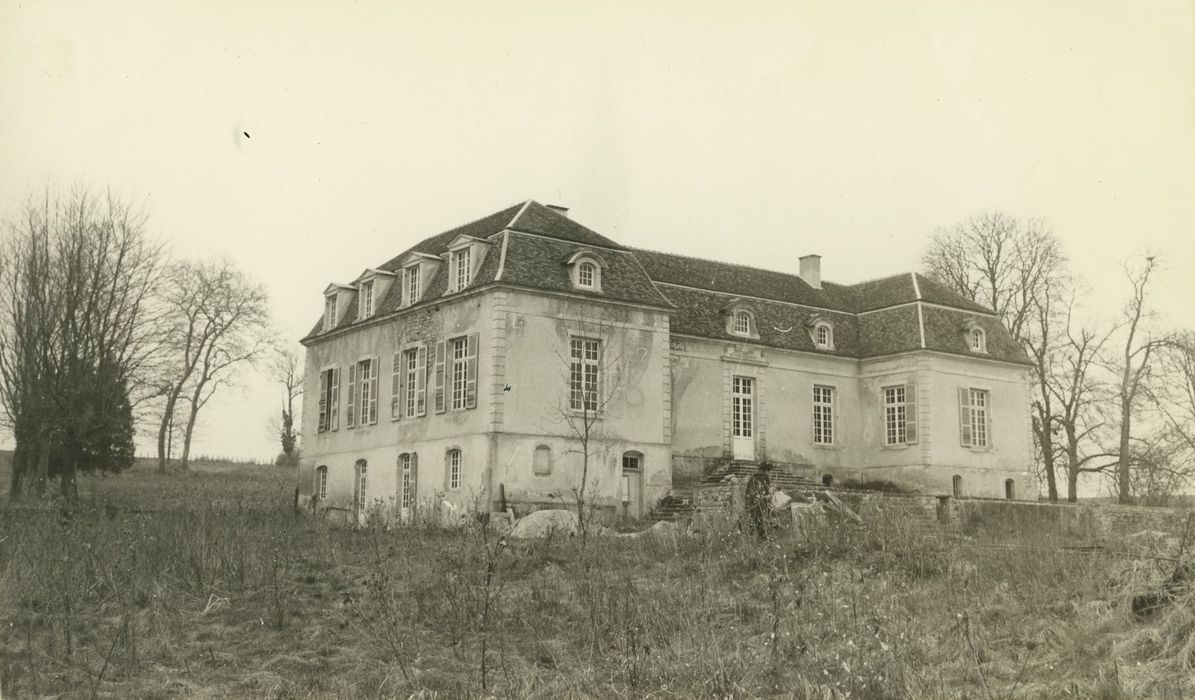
1108;255;1171;504
924;212;1069;498
272;347;304;466
550;306;628;543
0;188;166;499
922;212;1065;343
156;259;272;472
1046;292;1117;501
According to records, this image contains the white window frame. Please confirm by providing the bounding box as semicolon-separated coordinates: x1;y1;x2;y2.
359;280;374;318
961;387;991;449
317;367;339;432
450;336;469;410
315;465;328;500
405;265;421;305
577;261;596;288
404;348;419;418
324;296;338;331
732;376;754;438
399;453;415;509
447;449;461;490
733;310;752;336
969;328;987;353
812;384;835;445
883;385;909;446
357;357;378;426
451;248;471;292
569;337;601;413
814;323;834;350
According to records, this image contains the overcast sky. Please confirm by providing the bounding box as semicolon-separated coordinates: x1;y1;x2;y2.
2;0;1193;471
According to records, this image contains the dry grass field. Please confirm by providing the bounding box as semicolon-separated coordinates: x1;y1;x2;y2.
0;455;1192;698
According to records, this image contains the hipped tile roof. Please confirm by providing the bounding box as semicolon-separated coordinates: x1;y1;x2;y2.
302;201;1029;365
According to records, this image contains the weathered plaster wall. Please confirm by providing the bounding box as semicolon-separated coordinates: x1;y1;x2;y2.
852;354;1033;499
299;293;494;513
300;288;673;518
495;291;671;512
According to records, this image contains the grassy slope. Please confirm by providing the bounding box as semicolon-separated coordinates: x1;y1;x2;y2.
0;463;1190;698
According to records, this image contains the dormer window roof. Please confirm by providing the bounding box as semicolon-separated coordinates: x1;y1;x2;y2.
967;325;987;353
721;300;759;339
805;314;835;350
565;250;607;292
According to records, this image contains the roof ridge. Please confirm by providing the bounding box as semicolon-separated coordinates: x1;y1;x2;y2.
506;200;534;229
631;246;847;288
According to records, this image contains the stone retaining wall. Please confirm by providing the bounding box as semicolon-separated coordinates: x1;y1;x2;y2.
687;482;1195;541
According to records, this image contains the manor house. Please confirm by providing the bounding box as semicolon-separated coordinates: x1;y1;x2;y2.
298;201;1033;521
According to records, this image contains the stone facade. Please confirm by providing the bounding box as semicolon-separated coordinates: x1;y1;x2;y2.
299;200;1037;523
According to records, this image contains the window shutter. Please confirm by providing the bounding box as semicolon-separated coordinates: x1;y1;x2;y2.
415;345;428;416
465;332;479;409
318;371;328;431
433;341;447;413
958;387;972;447
410;454;419;514
399;351;408;418
346;364;357;428
368;358;379;424
393;352;404;420
330;368;340;430
905;383;918;444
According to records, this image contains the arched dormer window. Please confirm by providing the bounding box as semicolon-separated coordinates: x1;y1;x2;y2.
969;327;986;353
805;314;834;350
960;320;987;354
814;323;833;349
566;251;606;292
724;305;758;339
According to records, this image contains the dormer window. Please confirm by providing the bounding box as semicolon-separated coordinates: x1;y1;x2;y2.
405;265;421;305
451;248;471;292
725;306;758;339
578;262;596;288
324;295;337;331
566;251;606;292
733;310;752;336
815;323;833;349
359;280;375;318
969;327;986;353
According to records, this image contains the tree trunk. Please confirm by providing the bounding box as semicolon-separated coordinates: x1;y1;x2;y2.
34;441;50;497
1118;396;1133;504
180;393;202;471
157;387;183;474
1038;421;1059;502
9;441;26;501
60;457;78;501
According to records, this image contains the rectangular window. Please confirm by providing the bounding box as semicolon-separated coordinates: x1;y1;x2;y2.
452;248;471;292
400;454;415;509
813;385;835;445
324;296;337;330
578;263;594;287
318;368;341;432
732;376;754;438
404;349;419;417
406;266;421;305
451;337;468;410
960;388;990;448
391;353;402;420
569;337;601;412
315;466;328;500
359;280;374;318
448;450;461;490
882;384;920;446
355;462;368;509
357;358;378;425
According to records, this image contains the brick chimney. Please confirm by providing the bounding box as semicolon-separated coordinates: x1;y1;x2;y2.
799;254;822;290
546;204;569;218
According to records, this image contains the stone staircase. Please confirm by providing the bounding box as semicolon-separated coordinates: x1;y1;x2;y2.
701;460;817;493
646;462;820;522
647;486;697;522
